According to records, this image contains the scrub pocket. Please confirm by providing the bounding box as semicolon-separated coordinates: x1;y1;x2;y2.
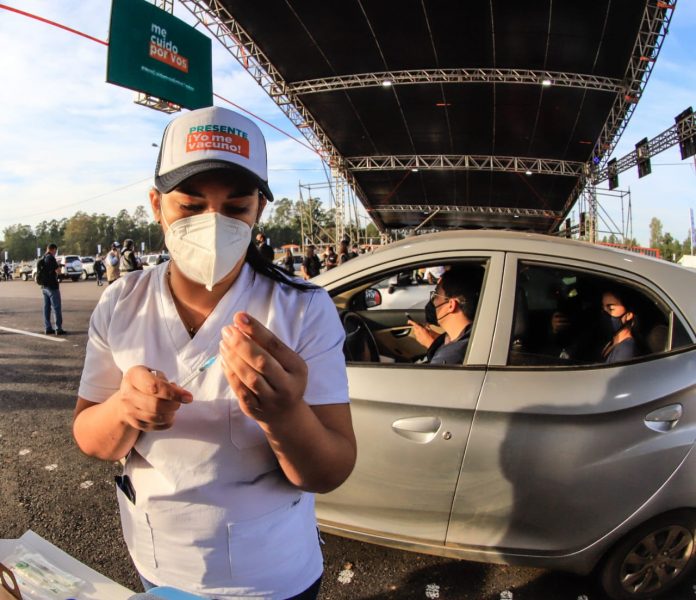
116;487;157;571
229;401;267;449
227;495;320;587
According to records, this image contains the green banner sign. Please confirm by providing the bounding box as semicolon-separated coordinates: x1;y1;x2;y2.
107;0;213;109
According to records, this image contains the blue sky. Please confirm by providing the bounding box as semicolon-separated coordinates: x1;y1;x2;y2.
1;1;694;246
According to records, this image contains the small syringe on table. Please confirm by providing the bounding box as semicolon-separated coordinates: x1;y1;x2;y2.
178;355;217;388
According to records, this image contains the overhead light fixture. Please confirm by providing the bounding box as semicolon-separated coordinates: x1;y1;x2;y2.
382;80;393;87
541;79;552;87
513;215;520;219
411;168;419;172
525;170;533;176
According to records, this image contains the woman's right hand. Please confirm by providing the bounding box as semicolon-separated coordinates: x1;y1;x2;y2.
117;366;193;432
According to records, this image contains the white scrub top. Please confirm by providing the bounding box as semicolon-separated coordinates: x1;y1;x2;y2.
78;263;349;599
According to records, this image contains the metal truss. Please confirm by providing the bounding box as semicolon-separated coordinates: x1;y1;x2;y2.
345;155;585;177
178;1;336;162
369;205;562;219
555;2;675;234
134;92;181;113
287;69;625;96
593;110;696;183
179;0;382;230
589;1;674;168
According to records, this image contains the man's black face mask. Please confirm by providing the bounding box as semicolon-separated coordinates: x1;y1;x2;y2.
424;300;439;326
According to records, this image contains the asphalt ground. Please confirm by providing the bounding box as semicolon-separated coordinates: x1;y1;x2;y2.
1;277;695;600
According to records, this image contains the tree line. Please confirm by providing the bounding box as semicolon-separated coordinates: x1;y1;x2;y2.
645;217;692;262
0;198;381;262
1;207;163;262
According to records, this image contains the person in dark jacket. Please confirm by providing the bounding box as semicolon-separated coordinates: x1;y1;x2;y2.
256;232;275;262
94;256;106;286
40;243;66;335
301;245;321;279
282;248;296;275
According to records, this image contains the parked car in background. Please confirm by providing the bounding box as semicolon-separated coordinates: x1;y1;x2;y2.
140;253;170;268
15;262;33;281
80;256;95;280
314;230;696;600
56;255;83;281
31;254;83;282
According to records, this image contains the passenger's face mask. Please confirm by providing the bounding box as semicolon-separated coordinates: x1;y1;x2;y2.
601;311;628;335
162;210;251;291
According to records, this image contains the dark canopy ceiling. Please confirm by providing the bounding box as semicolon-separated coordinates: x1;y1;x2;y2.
187;0;672;233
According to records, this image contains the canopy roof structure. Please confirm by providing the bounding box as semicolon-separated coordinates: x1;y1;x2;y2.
181;0;674;233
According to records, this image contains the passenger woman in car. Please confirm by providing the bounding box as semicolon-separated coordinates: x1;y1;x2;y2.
601;289;638;363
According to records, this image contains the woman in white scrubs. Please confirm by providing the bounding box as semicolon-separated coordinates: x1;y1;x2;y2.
73;106;356;599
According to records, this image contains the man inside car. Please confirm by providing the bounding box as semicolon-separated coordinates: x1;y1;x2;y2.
408;266;481;365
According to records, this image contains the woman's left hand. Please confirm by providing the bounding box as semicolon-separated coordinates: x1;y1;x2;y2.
219;312;307;422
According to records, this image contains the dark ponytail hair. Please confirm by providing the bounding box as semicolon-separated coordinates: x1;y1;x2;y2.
245;243;316;291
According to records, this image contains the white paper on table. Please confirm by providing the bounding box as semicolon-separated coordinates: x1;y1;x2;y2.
0;530;133;600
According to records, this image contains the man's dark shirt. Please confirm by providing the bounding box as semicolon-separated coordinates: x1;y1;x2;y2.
42;253;59;289
426;324;472;365
303;255;321;278
257;242;274;262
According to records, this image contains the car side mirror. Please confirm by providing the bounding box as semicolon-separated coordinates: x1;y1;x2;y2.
364;288;382;308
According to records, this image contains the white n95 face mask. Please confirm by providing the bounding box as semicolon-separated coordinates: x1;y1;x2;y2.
163;211;252;291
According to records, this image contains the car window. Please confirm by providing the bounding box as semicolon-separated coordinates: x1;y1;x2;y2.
335;260;487;366
507;261;691;367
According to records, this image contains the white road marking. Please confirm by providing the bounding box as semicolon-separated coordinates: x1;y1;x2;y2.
18;449;31;456
425;583;440;598
0;326;67;342
44;464;58;471
79;480;94;489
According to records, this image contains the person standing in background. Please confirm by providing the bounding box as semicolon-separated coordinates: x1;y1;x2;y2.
256;232;275;262
38;243;65;335
106;242;121;284
282;248;296;275
94;255;106;286
120;239;142;274
301;245;321;280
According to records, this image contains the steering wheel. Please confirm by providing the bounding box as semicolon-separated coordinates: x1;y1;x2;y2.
341;311;380;362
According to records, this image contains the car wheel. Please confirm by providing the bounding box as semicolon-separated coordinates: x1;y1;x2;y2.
599;510;696;600
21;273;28;281
80;271;88;280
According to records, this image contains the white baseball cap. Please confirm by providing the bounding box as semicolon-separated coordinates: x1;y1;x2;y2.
154;106;273;200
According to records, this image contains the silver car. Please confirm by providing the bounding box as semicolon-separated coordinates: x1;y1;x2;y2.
314;230;696;600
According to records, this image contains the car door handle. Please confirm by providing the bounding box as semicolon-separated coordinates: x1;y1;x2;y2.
391;327;411;338
392;416;442;443
645;403;682;433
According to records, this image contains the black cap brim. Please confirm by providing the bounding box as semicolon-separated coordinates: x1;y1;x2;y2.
155;159;274;201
